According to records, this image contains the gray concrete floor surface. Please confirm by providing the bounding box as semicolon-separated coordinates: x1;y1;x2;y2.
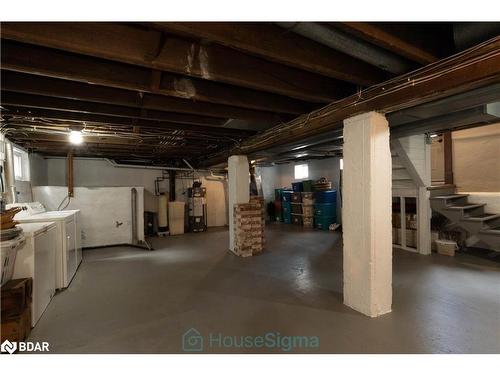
29;224;500;353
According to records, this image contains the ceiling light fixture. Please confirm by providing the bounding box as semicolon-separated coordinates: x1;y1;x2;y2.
69;130;83;145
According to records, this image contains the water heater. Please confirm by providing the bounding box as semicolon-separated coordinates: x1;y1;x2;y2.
157;194;168;234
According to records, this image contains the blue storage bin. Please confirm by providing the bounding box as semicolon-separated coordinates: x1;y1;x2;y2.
292;182;303;192
314;203;336;217
282;202;292;215
283;213;292;224
282;190;293;202
314;190;337;204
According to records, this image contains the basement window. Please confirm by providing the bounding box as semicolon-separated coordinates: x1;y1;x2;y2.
294;163;309;180
13;147;30;181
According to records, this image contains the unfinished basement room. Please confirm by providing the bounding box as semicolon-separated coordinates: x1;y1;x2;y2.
0;11;499;367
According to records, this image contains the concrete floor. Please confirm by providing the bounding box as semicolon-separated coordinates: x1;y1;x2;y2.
29;224;500;353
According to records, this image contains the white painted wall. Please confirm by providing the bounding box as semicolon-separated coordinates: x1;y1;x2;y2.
430;123;500;192
37;158;228;227
257;157;342;222
463;192;500;214
33;186;145;248
30;153;48;186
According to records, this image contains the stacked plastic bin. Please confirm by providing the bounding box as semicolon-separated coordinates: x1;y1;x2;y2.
274;189;284;222
282;190;293;224
313;190;337;230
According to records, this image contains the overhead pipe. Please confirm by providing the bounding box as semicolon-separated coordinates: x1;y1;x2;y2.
4;141;17;204
276;22;413;75
131;187;138;245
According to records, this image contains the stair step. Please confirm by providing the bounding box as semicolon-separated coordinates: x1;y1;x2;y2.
430;194;469;200
427;184;456;191
445;203;486;211
479;227;500;236
392;166;406;170
461;213;500;222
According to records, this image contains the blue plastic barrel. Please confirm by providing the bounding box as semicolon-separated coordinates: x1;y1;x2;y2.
313;190;337;204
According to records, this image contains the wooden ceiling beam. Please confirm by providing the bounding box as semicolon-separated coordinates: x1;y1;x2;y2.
0;22;354;103
200;36;500;166
1;71;283;123
1;91;228;127
1;40;312;114
2;106;255;138
153;22;389;86
14;141;206;153
336;23;440;65
15;145;201;158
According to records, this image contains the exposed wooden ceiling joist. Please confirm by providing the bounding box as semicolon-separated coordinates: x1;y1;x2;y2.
336;22;441;65
1;91;229;127
0;22;355;103
200;36;500;166
2;106;254;138
1;40;312;114
1;71;284;123
153;22;389;86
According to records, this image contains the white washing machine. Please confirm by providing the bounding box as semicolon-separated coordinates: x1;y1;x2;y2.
14;222;57;327
8;202;82;289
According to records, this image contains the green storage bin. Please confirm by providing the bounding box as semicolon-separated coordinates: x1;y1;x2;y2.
314;203;336;217
314;215;336;230
302;180;313;192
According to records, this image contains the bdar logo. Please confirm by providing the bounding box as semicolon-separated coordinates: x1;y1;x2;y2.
1;340;17;354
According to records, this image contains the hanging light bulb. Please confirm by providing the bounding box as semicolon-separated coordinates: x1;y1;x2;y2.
69;130;83;144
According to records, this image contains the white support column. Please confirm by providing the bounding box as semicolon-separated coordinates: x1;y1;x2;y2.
228;155;250;252
343;112;392;317
418;139;432;254
417;187;431;254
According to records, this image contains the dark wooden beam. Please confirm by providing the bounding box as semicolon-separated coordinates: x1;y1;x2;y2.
13;140;206;152
3;106;255;138
1;71;283;122
200;36;500;166
154;22;388;86
1;40;312;114
1;91;228;127
0;22;355;103
443;131;454;185
336;23;440;65
15;145;202;158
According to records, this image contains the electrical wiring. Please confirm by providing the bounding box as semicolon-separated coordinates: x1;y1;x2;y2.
233;44;500;152
57;194;70;211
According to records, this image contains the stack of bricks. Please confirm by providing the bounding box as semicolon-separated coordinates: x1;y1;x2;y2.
233;196;265;257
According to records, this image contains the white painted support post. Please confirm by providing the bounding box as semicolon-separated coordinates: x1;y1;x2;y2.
400;197;407;249
228;155;250;253
343;112;392;317
417;187;431;255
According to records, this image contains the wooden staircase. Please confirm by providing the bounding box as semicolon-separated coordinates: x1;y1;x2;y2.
430;187;500;251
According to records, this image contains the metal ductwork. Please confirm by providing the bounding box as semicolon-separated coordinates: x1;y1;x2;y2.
276;22;413;74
